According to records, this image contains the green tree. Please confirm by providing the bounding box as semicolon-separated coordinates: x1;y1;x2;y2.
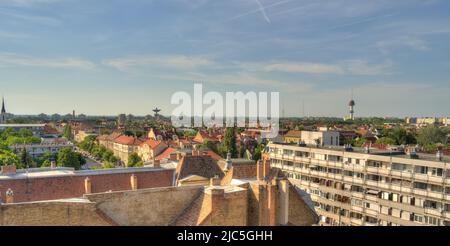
223;127;238;158
128;153;143;167
199;140;219;154
253;144;264;161
19;148;35;168
63;124;73;140
376;137;396;145
417;125;447;146
0;149;21;168
382;128;416;145
57;147;81;170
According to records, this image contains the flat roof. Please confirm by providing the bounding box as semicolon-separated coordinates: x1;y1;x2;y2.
269;142;450;163
0;166;175;180
0;124;46;127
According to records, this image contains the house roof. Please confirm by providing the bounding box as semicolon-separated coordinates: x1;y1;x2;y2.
155;147;177;161
141;139;163;149
114;135;144;146
176;155;225;182
285;130;302;138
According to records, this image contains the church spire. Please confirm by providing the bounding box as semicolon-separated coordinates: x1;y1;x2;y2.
1;96;5;114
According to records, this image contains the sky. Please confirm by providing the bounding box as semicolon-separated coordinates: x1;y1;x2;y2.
0;0;449;117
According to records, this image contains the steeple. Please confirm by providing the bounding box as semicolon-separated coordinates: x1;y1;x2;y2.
1;97;5;114
0;96;6;124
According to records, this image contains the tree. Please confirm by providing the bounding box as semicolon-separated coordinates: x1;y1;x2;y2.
128;153;143;167
253;144;264;161
199;140;219;154
376;137;396;145
63;124;73;140
19;148;35;168
223;127;238;158
0;149;21;168
57;147;81;170
382;128;416;145
417;125;447;146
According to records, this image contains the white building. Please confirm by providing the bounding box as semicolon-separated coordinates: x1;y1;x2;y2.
301;130;340;146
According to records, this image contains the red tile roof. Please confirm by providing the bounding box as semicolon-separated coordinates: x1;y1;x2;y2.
141;139;163;149
114;135;144;146
155;147;177;161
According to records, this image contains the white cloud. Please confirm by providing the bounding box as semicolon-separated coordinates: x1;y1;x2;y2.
0;52;95;69
103;55;214;72
0;0;61;6
377;36;430;53
238;60;392;75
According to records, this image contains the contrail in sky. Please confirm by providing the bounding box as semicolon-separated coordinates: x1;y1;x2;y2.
226;0;293;23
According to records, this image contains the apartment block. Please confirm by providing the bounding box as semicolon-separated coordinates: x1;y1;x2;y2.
268;143;450;226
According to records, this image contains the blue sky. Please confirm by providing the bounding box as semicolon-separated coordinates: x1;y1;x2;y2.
0;0;449;117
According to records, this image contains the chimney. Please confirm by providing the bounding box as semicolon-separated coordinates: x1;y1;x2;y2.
177;153;183;160
263;158;271;178
278;179;290;226
154;159;161;168
225;152;232;171
130;174;138;190
256;160;263;181
1;165;16;174
210;176;221;186
5;188;14;204
84;177;92;194
169;153;178;161
436;150;444;161
192;150;197;156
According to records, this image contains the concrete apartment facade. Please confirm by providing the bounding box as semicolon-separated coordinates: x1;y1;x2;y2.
268;142;450;226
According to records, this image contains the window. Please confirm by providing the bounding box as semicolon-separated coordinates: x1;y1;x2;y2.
355;159;360;165
424;216;440;226
431;168;443;177
414;182;427;190
414;215;424;223
415;166;428;174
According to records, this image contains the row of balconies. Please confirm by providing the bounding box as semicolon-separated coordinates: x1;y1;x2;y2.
270;152;450;185
275;162;450;195
297;180;450;221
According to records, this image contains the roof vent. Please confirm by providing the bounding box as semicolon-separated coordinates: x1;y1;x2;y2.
406;147;419;159
344;144;354;152
436;150;444;161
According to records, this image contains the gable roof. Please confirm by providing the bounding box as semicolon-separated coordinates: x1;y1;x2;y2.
285;130;302;138
155;147;177;161
141;139;163;149
176;155;225;182
114;135;144;146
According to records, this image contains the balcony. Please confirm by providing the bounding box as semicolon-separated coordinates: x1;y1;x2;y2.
428;176;444;184
428;191;444;200
413;189;428;196
391;170;413;179
350;218;364;226
414;173;428;182
366;180;379;188
424;208;442;217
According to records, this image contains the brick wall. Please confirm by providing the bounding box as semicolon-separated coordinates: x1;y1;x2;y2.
0;169;174;203
232;163;257;179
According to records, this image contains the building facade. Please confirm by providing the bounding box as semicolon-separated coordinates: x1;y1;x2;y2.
268;143;450;226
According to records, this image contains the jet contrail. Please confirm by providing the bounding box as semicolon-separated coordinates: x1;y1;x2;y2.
255;0;271;23
226;0;293;23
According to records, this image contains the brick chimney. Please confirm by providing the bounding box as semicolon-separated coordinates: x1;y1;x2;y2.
50;160;56;169
256;160;263;181
210;176;221;186
278;179;290;225
84;177;92;194
169;153;178;161
263;158;271;178
1;165;16;174
130;174;138;190
5;188;14;204
154;160;161;168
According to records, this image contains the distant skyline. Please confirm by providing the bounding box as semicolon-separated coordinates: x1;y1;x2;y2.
1;0;450;117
